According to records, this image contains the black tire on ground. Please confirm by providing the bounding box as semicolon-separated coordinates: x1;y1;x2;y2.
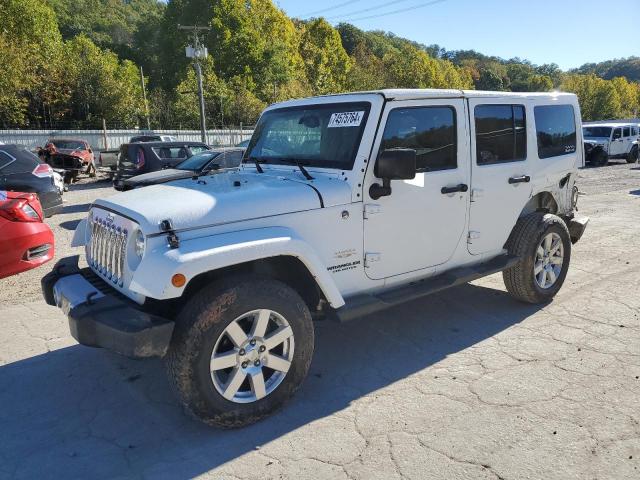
502;212;572;304
626;145;638;163
165;276;314;428
593;150;608;166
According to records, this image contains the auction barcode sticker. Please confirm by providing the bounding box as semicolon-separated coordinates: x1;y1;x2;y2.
328;111;365;128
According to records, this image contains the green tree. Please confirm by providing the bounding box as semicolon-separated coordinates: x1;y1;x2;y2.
208;0;303;101
0;0;67;126
299;18;351;95
562;74;621;121
476;70;505;91
171;59;265;128
62;35;145;127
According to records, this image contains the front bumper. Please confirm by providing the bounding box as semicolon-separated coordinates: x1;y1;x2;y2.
42;256;174;358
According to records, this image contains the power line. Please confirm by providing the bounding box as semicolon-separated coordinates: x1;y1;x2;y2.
324;0;412;20
341;0;448;23
297;1;364;18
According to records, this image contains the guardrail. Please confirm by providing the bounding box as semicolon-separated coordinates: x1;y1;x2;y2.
0;129;254;151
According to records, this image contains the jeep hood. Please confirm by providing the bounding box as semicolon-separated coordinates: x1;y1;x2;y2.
92;170;352;234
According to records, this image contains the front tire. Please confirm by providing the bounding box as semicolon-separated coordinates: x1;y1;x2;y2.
593;150;608;166
503;213;571;304
165;276;314;428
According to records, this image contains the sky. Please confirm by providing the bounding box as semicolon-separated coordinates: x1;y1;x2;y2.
275;0;639;70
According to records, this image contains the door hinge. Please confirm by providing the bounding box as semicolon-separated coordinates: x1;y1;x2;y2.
364;253;381;267
470;189;483;202
363;204;381;219
467;231;480;243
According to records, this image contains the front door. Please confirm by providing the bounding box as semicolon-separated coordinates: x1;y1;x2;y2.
610;127;625;157
467;99;533;255
363;99;470;280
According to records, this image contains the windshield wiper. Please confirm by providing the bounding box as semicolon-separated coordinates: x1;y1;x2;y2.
292;159;314;181
263;156;315;181
246;156;264;174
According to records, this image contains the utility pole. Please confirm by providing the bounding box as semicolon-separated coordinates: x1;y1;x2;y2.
139;66;151;131
178;24;211;143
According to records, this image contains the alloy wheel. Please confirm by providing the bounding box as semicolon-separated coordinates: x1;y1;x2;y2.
210;309;295;403
534;232;564;289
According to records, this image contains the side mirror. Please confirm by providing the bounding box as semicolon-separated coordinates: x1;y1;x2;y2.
370;148;416;200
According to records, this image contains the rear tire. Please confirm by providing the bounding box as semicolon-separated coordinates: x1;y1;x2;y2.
503;213;571;304
626;146;638;163
165;276;314;428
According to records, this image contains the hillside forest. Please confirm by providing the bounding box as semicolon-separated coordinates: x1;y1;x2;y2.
2;0;640;129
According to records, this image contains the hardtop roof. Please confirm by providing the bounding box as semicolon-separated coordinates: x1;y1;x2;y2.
269;88;578;109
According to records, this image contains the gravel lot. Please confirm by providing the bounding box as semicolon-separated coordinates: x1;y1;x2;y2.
0;162;638;479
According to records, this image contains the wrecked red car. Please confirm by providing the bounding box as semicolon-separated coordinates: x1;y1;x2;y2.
38;138;96;180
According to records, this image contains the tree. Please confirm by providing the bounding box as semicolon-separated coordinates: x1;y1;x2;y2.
299;18;351;95
561;74;622;121
171;59;265;128
346;43;386;91
62;35;145;127
0;0;66;126
208;0;303;101
476;70;505;91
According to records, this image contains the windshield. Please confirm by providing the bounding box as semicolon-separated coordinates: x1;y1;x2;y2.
244;102;371;169
176;151;221;171
52;140;85;150
583;127;612;138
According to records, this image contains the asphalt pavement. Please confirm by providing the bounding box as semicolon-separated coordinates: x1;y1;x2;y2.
0;162;638;479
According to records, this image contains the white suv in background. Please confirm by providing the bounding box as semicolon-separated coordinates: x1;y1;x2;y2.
583;123;639;166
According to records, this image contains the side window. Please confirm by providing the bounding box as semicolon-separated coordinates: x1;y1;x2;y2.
534;105;577;159
189;146;209;155
380;106;457;172
623;126;631;137
612;128;622;140
152;147;188;160
633;127;638;136
0;150;38;174
474;105;526;165
0;151;14;170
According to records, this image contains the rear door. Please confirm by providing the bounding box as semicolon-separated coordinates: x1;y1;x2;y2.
467;99;532;255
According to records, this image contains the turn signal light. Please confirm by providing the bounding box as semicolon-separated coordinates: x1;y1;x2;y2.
171;273;186;288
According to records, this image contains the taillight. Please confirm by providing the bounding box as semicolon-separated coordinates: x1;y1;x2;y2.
136;148;145;170
0;198;41;222
33;163;53;178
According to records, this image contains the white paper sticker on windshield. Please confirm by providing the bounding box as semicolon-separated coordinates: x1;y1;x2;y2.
328;111;365;128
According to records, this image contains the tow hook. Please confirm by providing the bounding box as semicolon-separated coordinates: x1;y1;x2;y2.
160;219;180;249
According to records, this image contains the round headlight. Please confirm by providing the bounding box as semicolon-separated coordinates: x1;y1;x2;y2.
134;229;145;258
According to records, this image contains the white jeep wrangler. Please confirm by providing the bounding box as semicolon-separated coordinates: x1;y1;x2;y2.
43;89;589;428
583;122;639;166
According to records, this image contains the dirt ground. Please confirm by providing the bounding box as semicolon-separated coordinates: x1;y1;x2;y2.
0;161;638;479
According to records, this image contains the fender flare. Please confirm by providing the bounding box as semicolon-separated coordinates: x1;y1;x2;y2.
129;226;346;308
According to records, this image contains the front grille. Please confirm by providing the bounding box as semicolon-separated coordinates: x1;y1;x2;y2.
88;218;128;287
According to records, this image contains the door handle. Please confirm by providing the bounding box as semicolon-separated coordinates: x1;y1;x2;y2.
508;175;530;184
441;183;468;194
